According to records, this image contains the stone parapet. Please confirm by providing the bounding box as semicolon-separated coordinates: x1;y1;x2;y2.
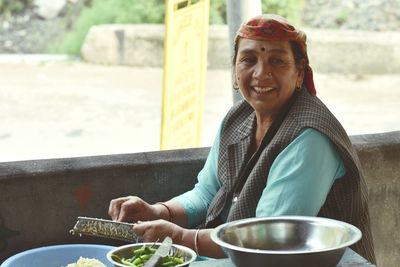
81;24;400;74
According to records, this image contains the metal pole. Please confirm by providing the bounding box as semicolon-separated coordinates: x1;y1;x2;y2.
226;0;262;103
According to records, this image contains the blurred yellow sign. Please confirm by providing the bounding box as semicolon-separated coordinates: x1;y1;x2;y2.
160;0;210;150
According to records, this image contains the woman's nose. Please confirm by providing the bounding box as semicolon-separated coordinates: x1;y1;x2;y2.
252;62;272;80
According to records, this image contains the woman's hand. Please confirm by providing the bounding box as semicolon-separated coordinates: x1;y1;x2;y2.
108;196;160;222
134;222;226;258
133;219;185;244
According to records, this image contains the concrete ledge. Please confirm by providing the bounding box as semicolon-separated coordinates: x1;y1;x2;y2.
0;132;399;266
0;148;209;262
350;131;400;267
81;24;400;74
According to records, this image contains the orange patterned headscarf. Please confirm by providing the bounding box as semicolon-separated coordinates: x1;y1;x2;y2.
235;14;316;96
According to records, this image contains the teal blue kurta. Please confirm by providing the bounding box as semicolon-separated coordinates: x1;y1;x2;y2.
173;124;345;228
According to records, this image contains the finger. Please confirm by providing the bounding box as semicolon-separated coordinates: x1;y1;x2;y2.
108;198;124;220
118;197;143;222
108;196;131;221
133;220;172;242
119;197;152;222
132;221;147;239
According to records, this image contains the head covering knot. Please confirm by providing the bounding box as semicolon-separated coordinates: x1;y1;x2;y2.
236;14;316;96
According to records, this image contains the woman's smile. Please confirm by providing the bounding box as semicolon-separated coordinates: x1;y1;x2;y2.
253;86;276;94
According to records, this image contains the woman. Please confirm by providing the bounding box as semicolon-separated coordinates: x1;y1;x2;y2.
108;14;375;263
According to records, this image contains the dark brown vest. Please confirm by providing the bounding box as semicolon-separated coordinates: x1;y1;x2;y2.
204;89;376;263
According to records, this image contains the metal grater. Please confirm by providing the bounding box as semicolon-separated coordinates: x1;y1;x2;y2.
69;216;138;242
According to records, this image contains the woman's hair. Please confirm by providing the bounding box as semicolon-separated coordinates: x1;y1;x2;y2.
289;40;304;64
232;39;240;66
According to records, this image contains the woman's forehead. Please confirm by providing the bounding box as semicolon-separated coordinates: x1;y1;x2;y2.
237;38;291;53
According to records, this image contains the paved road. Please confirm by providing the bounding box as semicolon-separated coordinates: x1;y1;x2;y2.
1;60;399;162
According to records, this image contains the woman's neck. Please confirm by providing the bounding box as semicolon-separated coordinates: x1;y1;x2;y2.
252;114;274;152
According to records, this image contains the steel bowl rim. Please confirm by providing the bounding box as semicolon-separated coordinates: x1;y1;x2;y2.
210;216;362;255
106;242;197;267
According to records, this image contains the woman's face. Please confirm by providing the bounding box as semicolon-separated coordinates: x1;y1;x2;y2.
235;38;304;118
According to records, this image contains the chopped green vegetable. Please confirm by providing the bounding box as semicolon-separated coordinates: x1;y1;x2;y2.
112;244;186;267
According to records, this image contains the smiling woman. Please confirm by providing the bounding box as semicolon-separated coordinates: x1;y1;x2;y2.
106;14;376;264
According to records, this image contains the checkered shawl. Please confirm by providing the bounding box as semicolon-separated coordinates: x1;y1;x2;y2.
204;88;376;263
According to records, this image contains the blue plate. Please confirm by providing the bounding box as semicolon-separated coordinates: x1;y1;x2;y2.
1;244;115;267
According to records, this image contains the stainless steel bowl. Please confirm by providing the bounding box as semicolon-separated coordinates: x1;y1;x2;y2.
210;216;362;267
106;242;197;267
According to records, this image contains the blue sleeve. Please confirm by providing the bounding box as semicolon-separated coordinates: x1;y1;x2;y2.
256;128;346;217
172;124;222;228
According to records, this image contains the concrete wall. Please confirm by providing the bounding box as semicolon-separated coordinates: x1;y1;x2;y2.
0;131;399;266
81;24;400;74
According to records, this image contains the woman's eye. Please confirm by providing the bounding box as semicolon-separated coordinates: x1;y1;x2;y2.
270;58;284;66
241;57;256;64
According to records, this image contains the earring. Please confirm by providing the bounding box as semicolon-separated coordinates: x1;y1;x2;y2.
295;80;303;92
233;75;239;90
233;82;239;90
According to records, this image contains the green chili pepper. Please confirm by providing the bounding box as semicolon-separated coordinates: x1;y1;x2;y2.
112;244;186;267
133;254;151;265
161;261;176;267
121;258;138;267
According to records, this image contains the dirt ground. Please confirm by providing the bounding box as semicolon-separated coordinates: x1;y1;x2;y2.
1;60;399;162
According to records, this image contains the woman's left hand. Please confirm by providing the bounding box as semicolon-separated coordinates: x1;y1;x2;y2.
133;219;185;244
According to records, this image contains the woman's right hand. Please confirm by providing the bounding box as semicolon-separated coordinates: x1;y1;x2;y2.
108;196;160;223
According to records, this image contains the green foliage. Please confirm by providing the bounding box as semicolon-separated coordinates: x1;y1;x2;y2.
262;0;304;25
336;9;349;25
0;0;31;15
208;0;304;25
49;0;166;55
50;0;226;55
209;0;226;24
49;0;304;55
